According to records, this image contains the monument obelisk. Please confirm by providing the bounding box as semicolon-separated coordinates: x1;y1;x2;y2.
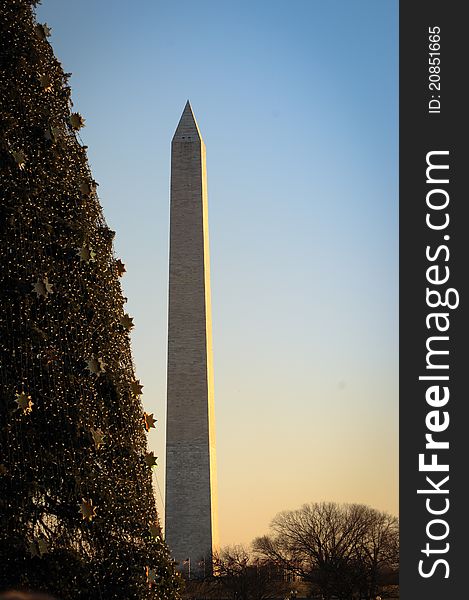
165;101;219;576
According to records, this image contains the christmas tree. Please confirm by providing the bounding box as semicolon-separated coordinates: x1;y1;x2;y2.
0;2;180;598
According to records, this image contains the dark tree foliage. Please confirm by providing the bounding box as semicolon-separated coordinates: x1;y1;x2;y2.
0;2;180;598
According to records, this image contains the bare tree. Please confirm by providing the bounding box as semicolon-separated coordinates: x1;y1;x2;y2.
355;508;399;600
213;545;290;600
253;502;398;600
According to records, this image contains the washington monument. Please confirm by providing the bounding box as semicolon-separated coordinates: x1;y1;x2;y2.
165;101;219;575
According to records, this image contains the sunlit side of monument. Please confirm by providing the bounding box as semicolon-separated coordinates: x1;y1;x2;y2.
165;102;219;577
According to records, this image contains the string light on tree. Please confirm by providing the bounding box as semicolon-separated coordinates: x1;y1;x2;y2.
0;3;179;597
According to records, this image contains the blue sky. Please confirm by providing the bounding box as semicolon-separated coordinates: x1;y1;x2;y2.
38;0;398;545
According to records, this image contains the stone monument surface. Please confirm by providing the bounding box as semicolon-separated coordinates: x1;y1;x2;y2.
165;101;219;575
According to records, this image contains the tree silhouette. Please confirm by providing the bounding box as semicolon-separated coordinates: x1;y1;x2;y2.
0;2;179;598
253;502;398;600
213;545;290;600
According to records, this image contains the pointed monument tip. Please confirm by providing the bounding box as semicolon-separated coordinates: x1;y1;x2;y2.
173;101;202;142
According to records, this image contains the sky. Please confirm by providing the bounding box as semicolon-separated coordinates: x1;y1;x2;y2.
37;0;398;547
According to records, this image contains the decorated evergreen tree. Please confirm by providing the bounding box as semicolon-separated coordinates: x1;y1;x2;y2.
0;2;180;598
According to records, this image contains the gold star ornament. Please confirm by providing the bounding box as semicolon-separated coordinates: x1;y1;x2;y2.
79;180;93;196
145;452;158;468
120;313;134;331
70;112;85;130
33;276;54;298
131;380;143;398
143;413;157;432
37;538;49;556
45;125;62;143
115;259;126;277
80;498;97;521
148;524;160;538
16;391;34;414
35;23;52;40
11;149;26;169
146;566;157;587
39;74;53;92
90;428;106;449
77;244;96;262
86;355;105;376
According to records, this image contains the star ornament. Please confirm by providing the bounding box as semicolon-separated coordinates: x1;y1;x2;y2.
33;276;54;298
37;538;49;556
39;73;53;92
146;566;157;588
90;428;106;449
120;313;134;331
80;498;97;521
70;112;85;130
131;380;143;398
45;126;62;143
28;542;40;558
145;452;158;468
11;149;26;170
16;391;34;414
143;412;157;432
115;259;126;277
79;181;92;197
51;126;62;141
148;524;160;538
77;244;96;262
35;23;52;40
86;355;106;376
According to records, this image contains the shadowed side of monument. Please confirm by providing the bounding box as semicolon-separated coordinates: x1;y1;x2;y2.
165;102;219;577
